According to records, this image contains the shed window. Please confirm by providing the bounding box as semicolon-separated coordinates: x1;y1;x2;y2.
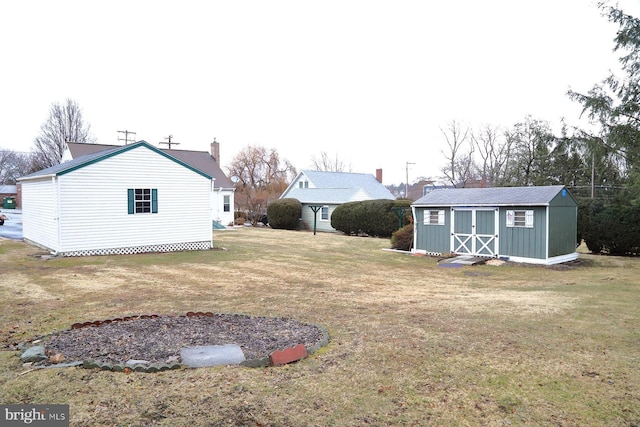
321;206;329;220
506;210;533;228
424;210;445;225
128;188;158;214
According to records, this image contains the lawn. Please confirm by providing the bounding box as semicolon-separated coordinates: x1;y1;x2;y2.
1;227;639;426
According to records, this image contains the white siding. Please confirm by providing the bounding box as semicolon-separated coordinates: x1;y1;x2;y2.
300;203;337;232
22;177;59;251
211;189;234;226
55;146;211;253
349;188;370;202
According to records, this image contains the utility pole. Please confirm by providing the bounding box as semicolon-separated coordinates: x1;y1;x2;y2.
591;151;595;199
405;162;416;199
159;135;180;149
117;130;136;145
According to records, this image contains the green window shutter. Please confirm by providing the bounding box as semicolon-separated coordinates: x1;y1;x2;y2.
127;189;134;214
152;189;158;213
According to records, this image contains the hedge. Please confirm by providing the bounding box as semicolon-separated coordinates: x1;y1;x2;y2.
267;198;302;230
578;197;640;255
331;199;412;238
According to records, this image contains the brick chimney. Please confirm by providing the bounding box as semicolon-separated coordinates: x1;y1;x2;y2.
211;138;220;163
376;168;383;183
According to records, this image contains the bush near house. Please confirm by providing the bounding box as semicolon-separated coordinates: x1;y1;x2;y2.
391;223;414;251
267;198;302;230
234;211;247;225
331;199;412;238
578;197;640;255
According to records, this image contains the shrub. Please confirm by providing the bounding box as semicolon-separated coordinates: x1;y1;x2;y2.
234;211;247;225
579;197;640;255
331;199;412;238
267;198;302;230
391;223;414;251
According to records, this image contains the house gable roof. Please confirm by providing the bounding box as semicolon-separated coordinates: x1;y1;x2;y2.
281;170;395;203
19;141;213;181
62;142;234;187
412;185;573;207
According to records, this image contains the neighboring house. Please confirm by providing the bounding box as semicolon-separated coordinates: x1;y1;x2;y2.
63;140;235;227
411;185;578;265
18;141;213;256
279;169;395;232
0;185;18;208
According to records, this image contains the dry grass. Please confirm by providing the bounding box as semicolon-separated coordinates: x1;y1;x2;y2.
1;228;639;426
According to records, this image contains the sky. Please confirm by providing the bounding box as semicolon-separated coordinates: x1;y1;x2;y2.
2;0;640;185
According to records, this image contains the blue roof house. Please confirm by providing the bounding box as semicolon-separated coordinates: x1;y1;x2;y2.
279;169;395;232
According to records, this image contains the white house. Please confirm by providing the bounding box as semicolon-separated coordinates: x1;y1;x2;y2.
18;141;214;256
279;169;395;232
62;140;235;228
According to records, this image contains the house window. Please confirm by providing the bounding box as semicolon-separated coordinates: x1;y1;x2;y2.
223;195;230;212
424;210;445;225
128;188;158;214
299;181;309;188
506;210;534;228
321;206;329;220
299;181;303;188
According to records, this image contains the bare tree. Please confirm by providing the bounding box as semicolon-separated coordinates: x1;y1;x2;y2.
0;149;32;184
472;124;512;187
226;145;297;224
32;99;94;170
311;151;351;172
440;120;475;187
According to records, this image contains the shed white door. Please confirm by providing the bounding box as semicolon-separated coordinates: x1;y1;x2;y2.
451;208;498;257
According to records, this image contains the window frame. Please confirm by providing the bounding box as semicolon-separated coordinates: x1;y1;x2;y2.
128;188;158;214
321;205;329;221
506;209;534;228
423;209;445;226
223;195;231;212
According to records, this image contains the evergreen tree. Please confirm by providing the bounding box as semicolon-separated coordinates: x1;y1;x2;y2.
568;3;640;199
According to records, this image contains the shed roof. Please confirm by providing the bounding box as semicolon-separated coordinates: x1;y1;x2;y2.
412;185;571;207
0;185;17;194
18;141;212;181
63;142;233;187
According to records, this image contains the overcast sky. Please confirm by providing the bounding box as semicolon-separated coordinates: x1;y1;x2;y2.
2;0;639;185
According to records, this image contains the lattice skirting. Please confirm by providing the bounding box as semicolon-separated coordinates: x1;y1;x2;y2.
61;241;212;257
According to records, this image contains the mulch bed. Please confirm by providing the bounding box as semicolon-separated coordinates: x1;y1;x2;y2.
36;313;327;367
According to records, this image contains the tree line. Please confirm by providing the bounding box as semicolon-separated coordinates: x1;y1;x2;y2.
438;116;614;197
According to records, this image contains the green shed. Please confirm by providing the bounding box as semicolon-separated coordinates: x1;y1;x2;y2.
411;185;578;265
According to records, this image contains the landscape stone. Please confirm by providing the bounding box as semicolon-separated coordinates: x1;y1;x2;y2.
180;344;246;368
20;346;46;363
125;359;150;366
43;361;83;369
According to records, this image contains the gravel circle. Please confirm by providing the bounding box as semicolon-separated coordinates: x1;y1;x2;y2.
37;314;327;366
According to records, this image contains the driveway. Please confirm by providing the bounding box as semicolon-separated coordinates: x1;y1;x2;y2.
0;209;23;240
